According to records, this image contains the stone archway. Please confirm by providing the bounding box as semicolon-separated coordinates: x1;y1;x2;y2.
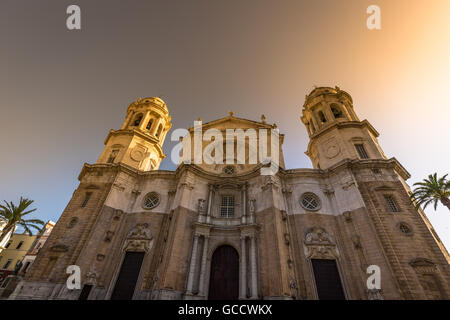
208;245;239;300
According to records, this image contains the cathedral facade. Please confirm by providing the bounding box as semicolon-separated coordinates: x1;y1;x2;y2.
11;87;450;300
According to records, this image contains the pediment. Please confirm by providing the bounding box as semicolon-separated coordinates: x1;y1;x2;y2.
192;115;274;132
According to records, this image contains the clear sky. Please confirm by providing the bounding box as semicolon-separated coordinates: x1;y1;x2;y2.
1;0;449;247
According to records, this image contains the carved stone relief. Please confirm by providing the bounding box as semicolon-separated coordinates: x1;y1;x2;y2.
123;223;154;252
303;227;339;259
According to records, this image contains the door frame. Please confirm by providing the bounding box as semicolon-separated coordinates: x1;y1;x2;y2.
307;258;349;300
105;250;147;300
206;243;241;300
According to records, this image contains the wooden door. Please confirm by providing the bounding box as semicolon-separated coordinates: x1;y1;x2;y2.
110;252;145;300
208;245;239;300
311;259;346;300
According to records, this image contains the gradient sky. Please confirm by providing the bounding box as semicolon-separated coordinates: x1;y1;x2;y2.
1;0;449;247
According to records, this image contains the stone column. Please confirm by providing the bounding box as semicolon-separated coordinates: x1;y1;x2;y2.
151;117;162;136
239;236;247;299
241;184;247;224
121;111;134;129
139;111;151;131
186;234;200;294
249;199;255;224
197;236;209;297
206;184;213;224
250;235;258;299
197;199;206;223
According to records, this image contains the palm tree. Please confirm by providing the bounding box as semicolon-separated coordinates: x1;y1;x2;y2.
410;173;450;211
0;197;44;244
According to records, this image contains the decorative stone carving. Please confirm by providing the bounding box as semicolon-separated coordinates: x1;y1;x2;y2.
85;271;98;286
343;211;352;222
130;147;146;162
289;279;297;289
123;223;154;252
261;175;280;191
321;186;334;195
198;199;206;213
304;227;338;259
409;258;437;274
305;227;333;244
287;258;293;269
104;231;114;242
50;244;69;252
340;176;355;190
282;186;293;194
325;144;340;159
367;288;384;300
128;223;152;238
180;182;194;190
284;233;290;246
131;189;141;196
351;235;362;249
113;209;123;221
249;199;255;214
112;183;125;192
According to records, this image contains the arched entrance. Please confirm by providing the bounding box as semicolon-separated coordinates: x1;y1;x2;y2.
208;245;239;300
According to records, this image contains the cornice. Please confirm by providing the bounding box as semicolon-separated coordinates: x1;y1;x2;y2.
282;157;410;181
174;162;269;182
78;156;410;186
306;119;379;155
103;129;166;159
78;162;176;182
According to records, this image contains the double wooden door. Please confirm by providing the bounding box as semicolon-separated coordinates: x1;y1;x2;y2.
208;245;239;300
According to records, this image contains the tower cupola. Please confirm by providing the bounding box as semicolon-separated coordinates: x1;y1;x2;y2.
301;86;387;170
97;97;172;171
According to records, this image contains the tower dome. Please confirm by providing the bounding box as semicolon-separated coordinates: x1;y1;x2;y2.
301;86;386;170
301;86;358;137
127;97;169;114
97;96;172;171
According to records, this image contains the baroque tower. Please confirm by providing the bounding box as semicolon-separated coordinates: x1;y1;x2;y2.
97;97;172;171
301;86;386;169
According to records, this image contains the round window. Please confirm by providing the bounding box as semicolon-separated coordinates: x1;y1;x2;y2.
300;193;321;211
67;217;78;229
397;222;413;235
143;192;160;209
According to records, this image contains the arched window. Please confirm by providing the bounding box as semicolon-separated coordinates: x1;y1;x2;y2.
133;114;143;127
107;149;119;163
155;124;163;138
330;104;343;119
220;195;235;218
146;119;153;130
318;111;327;123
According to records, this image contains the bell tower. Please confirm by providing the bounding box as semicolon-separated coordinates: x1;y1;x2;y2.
97;97;172;171
301;86;387;170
